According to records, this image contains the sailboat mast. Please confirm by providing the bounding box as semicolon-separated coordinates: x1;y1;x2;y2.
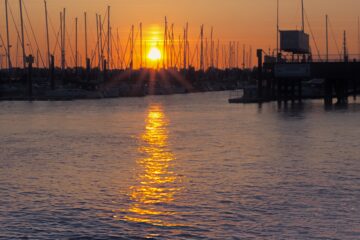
326;14;329;62
44;0;50;69
301;0;305;32
276;0;279;58
75;17;78;69
107;6;110;69
99;15;103;69
84;12;88;63
63;8;66;70
19;0;26;69
5;0;11;70
200;25;204;71
140;22;143;68
130;25;134;70
358;16;360;61
163;16;167;69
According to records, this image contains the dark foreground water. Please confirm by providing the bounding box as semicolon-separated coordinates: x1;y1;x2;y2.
1;92;360;239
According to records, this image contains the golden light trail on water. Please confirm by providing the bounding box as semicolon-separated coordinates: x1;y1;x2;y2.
114;104;183;227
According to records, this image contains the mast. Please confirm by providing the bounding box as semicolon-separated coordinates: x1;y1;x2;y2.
61;8;66;70
84;12;88;63
358;16;360;61
5;0;12;71
99;15;103;69
242;44;245;69
130;25;134;70
44;0;50;69
96;14;100;68
210;27;214;68
163;16;168;69
301;0;305;32
140;22;143;68
5;0;11;70
326;14;329;62
60;12;62;67
183;27;186;70
19;0;26;69
343;30;348;62
107;6;110;69
75;17;78;69
276;0;279;59
200;25;204;71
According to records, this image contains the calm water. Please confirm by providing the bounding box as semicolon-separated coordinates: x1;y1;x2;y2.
1;92;360;239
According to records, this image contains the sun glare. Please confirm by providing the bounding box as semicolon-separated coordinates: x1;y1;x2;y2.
148;47;161;61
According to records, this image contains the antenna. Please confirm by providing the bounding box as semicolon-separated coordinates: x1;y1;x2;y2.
44;0;50;69
5;0;12;70
107;6;110;69
84;12;88;62
19;0;26;69
326;14;329;61
301;0;305;32
277;0;279;58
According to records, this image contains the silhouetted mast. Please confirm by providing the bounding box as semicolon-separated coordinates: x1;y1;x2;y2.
75;17;78;69
44;0;50;69
326;14;329;61
343;30;348;62
107;6;110;69
276;0;279;58
96;14;100;68
130;24;134;70
200;24;204;71
84;12;88;65
301;0;305;32
5;0;11;70
61;8;66;70
163;16;168;69
140;22;143;68
19;0;26;69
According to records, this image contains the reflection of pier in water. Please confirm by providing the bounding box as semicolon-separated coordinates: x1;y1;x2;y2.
115;104;183;227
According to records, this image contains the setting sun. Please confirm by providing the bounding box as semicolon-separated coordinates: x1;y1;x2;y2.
148;47;162;61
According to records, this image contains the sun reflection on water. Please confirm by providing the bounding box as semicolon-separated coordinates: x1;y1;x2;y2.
115;104;183;227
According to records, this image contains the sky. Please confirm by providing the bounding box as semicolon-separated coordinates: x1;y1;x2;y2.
0;0;359;68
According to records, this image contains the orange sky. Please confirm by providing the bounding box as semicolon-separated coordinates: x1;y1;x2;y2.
0;0;359;69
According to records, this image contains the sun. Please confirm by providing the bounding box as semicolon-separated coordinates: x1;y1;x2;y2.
148;47;161;61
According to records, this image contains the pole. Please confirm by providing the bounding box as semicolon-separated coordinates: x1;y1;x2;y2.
130;25;134;70
99;15;103;69
19;0;26;69
107;6;110;69
5;0;12;70
62;8;66;70
84;12;88;66
301;0;305;32
163;16;167;69
277;0;280;59
60;12;62;68
140;22;143;68
75;17;78;70
44;0;50;69
96;14;100;69
326;14;329;62
200;25;204;71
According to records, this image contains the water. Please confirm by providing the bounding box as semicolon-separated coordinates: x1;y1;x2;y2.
1;92;360;239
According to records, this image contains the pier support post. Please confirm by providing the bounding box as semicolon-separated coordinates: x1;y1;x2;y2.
291;79;295;103
324;78;333;106
297;79;303;102
257;49;263;102
277;77;282;103
50;55;55;90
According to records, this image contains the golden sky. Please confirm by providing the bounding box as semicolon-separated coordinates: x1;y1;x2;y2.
1;0;359;68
